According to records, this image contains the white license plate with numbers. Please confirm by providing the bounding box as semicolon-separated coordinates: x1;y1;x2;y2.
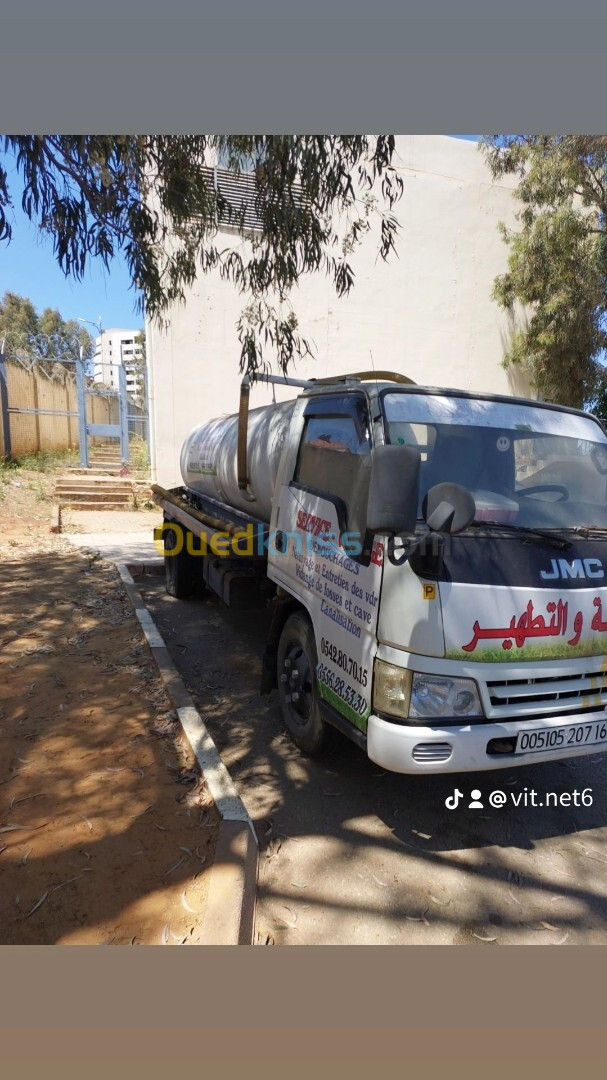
516;719;607;754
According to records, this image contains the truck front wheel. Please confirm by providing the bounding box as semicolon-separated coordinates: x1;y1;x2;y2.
276;612;330;757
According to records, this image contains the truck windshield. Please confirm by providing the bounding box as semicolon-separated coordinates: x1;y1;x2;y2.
382;392;607;531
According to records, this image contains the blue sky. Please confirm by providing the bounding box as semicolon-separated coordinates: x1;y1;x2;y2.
0;153;143;334
0;136;479;334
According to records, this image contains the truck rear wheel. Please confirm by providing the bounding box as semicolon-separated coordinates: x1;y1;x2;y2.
276;612;330;757
164;521;197;599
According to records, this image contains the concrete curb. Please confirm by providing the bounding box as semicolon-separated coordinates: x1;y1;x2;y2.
116;562;258;945
127;561;164;577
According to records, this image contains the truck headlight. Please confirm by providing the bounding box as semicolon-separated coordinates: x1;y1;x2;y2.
373;660;412;719
373;662;483;722
410;673;483;720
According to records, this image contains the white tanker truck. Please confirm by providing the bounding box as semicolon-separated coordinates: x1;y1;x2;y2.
152;371;607;775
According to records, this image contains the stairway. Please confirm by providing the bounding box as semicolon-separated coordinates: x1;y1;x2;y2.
86;442;124;475
56;442;151;510
54;474;136;511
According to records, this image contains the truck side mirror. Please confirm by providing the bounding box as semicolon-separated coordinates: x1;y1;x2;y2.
367;444;420;535
422;482;475;534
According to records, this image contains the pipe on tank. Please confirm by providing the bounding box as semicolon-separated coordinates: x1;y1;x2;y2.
237;375;251;490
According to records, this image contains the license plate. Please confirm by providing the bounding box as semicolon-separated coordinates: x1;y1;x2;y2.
516;719;607;755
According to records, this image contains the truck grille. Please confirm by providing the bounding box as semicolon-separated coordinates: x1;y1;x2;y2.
485;668;607;720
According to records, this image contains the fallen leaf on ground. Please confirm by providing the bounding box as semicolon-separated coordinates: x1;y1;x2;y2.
181;890;202;914
0;823;47;833
164;855;186;876
23;890;48;919
12;793;46;805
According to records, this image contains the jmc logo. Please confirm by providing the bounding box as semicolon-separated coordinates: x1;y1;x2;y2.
540;558;605;580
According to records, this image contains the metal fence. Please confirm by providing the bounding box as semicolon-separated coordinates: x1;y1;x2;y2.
0;352;149;466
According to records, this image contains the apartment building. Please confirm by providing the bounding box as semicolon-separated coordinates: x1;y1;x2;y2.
93;327;145;399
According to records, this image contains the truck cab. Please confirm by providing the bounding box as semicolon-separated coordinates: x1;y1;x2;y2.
265;375;607;773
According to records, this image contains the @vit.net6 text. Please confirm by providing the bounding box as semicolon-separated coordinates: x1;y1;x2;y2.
445;787;594;810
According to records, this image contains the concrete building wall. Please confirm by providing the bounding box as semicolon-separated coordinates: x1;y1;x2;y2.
147;136;529;487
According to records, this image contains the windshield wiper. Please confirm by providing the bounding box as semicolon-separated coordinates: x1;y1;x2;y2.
467;520;570;549
561;525;607;539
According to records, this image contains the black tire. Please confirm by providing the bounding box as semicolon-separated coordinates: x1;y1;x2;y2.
164;522;197;599
276;611;330;756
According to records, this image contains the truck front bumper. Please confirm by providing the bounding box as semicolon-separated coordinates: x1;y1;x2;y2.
366;710;607;775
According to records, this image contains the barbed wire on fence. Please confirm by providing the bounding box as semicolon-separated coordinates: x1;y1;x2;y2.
0;331;88;368
0;355;78;385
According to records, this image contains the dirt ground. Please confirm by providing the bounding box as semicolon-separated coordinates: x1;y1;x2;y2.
0;466;219;944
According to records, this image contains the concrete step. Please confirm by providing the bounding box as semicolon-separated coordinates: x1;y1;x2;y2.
57;493;133;505
56;488;134;497
55;486;132;496
56;475;134;487
65;465;149;478
56;488;133;499
58;500;133;511
67;465;124;475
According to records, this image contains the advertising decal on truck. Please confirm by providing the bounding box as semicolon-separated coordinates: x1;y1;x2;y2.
274;485;383;732
442;583;607;661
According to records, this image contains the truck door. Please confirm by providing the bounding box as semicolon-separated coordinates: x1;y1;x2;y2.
269;393;384;734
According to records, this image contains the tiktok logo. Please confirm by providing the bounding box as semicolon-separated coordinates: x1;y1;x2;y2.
445;788;464;810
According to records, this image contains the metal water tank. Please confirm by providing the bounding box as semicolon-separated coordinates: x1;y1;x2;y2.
180;399;296;522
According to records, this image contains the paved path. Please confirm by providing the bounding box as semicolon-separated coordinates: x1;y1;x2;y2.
64;509;163;567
